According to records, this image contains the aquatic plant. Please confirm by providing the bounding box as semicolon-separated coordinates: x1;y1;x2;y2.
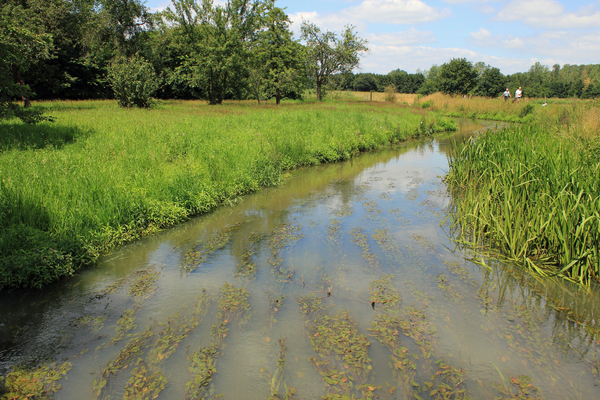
185;283;251;399
446;124;600;286
181;224;242;273
349;227;380;270
1;362;72;400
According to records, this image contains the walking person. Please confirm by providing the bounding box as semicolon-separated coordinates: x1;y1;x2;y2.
503;88;511;102
515;87;523;102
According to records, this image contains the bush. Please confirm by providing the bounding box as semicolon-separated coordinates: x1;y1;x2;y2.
107;54;160;108
384;85;397;103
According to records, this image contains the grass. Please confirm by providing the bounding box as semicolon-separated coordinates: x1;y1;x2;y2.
0;99;456;290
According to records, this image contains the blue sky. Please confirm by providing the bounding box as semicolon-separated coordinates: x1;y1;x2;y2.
145;0;600;75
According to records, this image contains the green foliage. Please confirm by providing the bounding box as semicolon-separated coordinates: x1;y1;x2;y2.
474;66;506;98
439;58;478;96
107;54;159;108
301;21;368;101
446;124;600;286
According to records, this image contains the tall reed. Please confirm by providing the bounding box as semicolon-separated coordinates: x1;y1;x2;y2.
446;124;600;286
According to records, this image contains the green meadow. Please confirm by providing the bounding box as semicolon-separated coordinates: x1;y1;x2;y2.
0;99;455;290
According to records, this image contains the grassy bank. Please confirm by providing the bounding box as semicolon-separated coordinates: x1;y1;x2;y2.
0;100;456;290
445;102;600;286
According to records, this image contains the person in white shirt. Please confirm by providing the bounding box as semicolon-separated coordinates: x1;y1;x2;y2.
515;87;523;102
503;88;511;101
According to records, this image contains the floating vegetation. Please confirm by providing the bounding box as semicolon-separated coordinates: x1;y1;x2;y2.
128;268;160;298
492;374;542;399
406;188;420;201
1;361;72;400
100;268;160;348
74;315;105;335
235;232;266;279
379;192;392;201
349;227;380;270
92;328;155;399
362;200;383;221
369;275;401;310
123;359;167;400
411;234;436;253
299;296;373;398
327;219;342;245
268;222;304;279
333;204;354;218
185;283;251;399
181;224;242;273
426;360;469;399
260;338;296;400
389;208;411;225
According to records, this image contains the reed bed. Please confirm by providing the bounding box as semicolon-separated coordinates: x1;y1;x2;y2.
0;99;455;290
445;124;600;286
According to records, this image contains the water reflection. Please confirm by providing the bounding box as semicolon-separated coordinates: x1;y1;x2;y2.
1;122;599;399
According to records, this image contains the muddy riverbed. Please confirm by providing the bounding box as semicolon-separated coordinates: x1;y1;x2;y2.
2;121;600;399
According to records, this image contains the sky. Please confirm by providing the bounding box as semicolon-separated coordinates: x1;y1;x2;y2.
145;0;600;75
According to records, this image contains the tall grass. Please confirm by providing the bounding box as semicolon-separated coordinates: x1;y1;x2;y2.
0;100;456;290
445;123;600;286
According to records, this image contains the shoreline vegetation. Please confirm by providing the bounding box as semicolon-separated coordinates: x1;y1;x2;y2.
0;98;456;291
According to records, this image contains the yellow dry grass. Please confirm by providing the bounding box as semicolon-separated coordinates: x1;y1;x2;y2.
344;91;419;103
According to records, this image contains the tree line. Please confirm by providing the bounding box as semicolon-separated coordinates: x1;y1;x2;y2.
1;0;600;118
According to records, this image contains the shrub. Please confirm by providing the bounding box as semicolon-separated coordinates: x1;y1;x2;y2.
108;54;160;108
383;85;397;103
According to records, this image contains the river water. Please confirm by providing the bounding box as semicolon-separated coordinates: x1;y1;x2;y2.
2;121;600;399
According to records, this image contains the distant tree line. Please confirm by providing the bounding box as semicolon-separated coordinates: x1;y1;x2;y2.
1;0;600;116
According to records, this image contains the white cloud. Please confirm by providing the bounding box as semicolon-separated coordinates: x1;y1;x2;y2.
495;0;600;29
468;28;525;49
366;28;436;46
343;0;451;25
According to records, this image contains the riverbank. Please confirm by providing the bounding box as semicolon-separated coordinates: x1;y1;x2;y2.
0;100;456;291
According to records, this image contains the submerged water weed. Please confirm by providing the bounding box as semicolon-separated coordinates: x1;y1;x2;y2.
1;361;72;400
74;315;105;335
333;204;354;218
181;229;235;273
301;303;373;397
123;359;167;400
260;338;296;400
444;261;478;287
185;283;251;399
349;227;380;270
436;274;463;303
268;222;304;280
362;200;384;222
410;234;436;254
327;219;342;245
388;208;411;225
369;275;401;310
128;268;160;298
92;328;154;399
426;360;470;400
235;232;266;279
492;374;542;399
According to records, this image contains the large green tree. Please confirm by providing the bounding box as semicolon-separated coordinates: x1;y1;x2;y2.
473;65;506;98
301;21;368;101
0;2;54;122
163;0;270;105
438;58;478;96
250;5;305;104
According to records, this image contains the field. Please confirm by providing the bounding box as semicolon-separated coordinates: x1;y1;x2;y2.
0;99;456;290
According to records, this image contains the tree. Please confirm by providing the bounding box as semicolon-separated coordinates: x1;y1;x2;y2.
251;5;305;104
163;0;268;105
301;21;368;101
352;74;377;92
438;58;478;96
0;3;54;122
473;66;506;98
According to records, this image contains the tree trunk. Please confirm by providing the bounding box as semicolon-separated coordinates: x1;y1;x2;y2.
13;67;31;108
276;87;281;105
316;82;322;101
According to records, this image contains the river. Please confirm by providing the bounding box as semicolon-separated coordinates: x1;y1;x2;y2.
1;120;600;399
